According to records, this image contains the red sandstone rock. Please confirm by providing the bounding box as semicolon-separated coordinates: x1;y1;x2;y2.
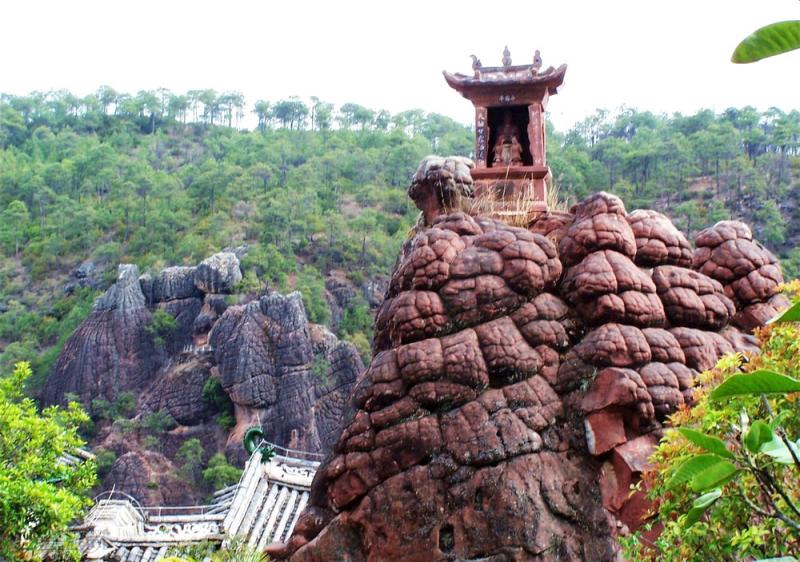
511;293;578;350
528;210;574;245
693;220;783;308
585;410;627;455
627;210;693;267
734;293;790;331
561;250;657;303
558;193;637;267
641;328;686;364
574;324;652;368
601;434;659;512
652;265;735;330
278;177;784;562
637;362;684;417
669;327;722;372
581;367;654;423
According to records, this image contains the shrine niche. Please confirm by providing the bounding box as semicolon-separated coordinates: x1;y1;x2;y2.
444;47;567;211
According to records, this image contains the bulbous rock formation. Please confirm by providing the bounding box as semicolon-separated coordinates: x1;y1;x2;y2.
275;159;786;562
693;221;790;331
407;155;475;225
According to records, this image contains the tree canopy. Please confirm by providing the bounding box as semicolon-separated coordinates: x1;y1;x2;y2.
0;362;96;561
0;88;798;392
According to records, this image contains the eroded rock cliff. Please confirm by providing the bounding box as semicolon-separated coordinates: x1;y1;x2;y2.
274;157;786;562
43;252;363;504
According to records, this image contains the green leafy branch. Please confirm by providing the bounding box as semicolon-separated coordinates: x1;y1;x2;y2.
732;20;800;63
666;367;800;560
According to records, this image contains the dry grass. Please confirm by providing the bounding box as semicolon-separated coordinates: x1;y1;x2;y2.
454;179;571;227
546;180;572;213
461;189;536;227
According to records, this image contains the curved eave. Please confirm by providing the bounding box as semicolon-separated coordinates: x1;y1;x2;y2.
442;64;568;95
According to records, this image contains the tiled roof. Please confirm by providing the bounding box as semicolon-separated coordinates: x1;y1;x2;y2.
78;450;318;560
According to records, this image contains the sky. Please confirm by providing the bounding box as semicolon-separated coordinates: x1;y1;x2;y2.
2;0;799;131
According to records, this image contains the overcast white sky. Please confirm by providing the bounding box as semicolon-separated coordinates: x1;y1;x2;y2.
2;0;799;131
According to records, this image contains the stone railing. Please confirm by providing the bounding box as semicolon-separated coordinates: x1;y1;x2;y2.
180;344;214;355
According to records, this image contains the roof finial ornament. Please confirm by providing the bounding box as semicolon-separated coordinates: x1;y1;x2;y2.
502;46;512;67
470;54;482;78
532;49;543;74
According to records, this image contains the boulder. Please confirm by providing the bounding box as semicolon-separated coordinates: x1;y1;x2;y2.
142;266;203;303
194;252;243;294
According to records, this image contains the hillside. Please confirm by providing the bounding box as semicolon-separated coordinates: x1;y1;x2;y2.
0;90;798;397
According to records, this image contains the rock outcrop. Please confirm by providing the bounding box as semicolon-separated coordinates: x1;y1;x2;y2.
43;264;160;405
194;251;243;294
43;252;363;505
210;292;363;458
275;159;785;562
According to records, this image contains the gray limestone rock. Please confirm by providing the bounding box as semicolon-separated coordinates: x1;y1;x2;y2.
194;252;243;294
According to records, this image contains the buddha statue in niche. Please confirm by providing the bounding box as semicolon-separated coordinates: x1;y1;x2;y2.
492;109;523;166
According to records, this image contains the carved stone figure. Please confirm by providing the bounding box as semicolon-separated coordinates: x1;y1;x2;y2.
492;110;523;166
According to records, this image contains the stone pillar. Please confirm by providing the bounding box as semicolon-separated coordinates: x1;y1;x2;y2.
475;106;488;167
527;103;545;166
528;102;548;204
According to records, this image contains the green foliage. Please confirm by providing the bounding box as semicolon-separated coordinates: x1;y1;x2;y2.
623;289;800;561
91;390;137;422
0;200;30;256
166;538;269;562
732;21;800;63
675;428;734;458
177;437;204;484
202;453;242;490
311;355;331;385
235;269;264;295
771;300;800;323
93;448;117;478
166;540;217;562
145;308;178;347
339;296;373;337
0;362;96;561
347;331;372;364
202;376;236;429
218;410;236;431
708;369;800;398
240;242;293;290
141;435;161;452
141;409;177;434
295;266;330;325
2;89;800;404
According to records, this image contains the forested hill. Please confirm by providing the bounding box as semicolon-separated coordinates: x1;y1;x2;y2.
0;89;798;391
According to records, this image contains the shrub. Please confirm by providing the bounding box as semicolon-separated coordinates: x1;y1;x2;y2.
177;437;204;484
145;308;178;347
141;435;162;452
311;355;331;385
202;453;242;489
142;409;177;434
92;390;138;422
202;377;236;430
347;331;372;364
623;287;800;560
94;448;117;478
295;266;330;325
